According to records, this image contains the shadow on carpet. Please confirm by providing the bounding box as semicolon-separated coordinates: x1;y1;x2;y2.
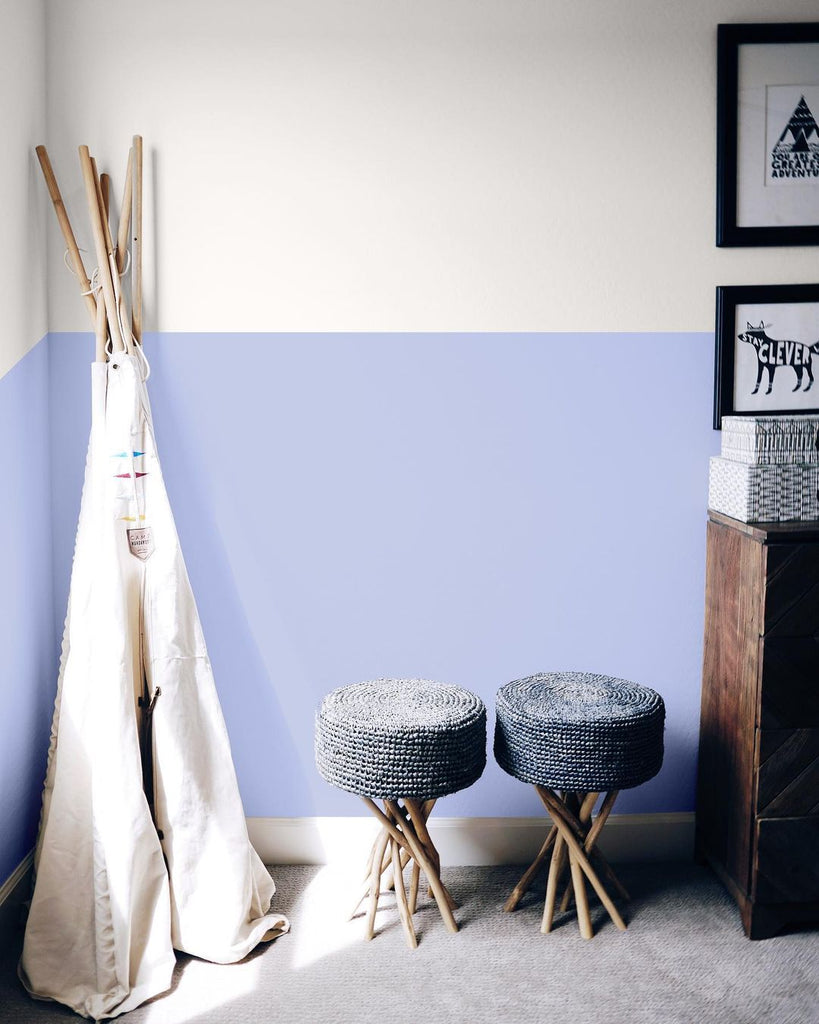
1;863;817;1024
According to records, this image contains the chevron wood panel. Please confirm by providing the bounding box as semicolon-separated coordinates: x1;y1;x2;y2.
754;817;819;903
759;639;819;728
763;544;819;637
757;729;819;816
701;516;819;937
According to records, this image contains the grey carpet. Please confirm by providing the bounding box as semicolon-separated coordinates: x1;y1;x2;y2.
1;864;817;1024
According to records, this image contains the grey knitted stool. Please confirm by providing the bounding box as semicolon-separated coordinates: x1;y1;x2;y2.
315;678;486;948
495;671;665;939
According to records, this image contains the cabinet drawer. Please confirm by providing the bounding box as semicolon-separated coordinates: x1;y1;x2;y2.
756;729;819;817
759;638;819;728
754;816;819;902
763;544;819;636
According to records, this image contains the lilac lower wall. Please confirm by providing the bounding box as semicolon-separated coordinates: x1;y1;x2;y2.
47;332;719;820
0;341;56;883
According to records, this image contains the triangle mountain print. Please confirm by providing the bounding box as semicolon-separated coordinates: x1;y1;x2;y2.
771;95;819;179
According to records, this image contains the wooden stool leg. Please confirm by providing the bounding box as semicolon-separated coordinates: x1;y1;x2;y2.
586;793;630;903
383;803;428;891
560;791;598;912
537;786;627;933
586;789;618;848
569;835;626;932
349;838;407;919
505;825;558;912
359;795;458;940
569;847;593;939
409;862;421;915
405;799;458;912
404;805;430;913
546;787;630;913
391;835;418;949
384;799;459;934
383;845;413;892
401;800;452;915
422;800;439;901
366;826;391;939
406;799;451;906
541;831;567;934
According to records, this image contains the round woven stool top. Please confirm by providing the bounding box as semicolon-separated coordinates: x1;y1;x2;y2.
315;678;487;800
494;671;664;791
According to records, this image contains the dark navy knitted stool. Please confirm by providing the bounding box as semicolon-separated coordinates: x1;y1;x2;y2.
316;678;486;948
495;671;665;938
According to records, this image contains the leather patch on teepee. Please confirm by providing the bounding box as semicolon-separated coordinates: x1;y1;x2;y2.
127;527;155;560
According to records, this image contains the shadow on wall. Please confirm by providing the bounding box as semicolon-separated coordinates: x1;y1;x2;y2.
47;331;720;820
145;355;308;811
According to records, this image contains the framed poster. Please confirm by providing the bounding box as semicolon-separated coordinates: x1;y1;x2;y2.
717;23;819;246
714;284;819;427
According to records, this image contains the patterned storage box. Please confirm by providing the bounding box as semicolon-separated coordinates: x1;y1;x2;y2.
721;415;819;465
708;457;819;523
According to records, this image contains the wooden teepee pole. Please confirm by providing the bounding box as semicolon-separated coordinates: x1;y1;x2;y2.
35;146;98;328
95;171;111;363
116;147;134;276
101;151;134;350
99;171;111;227
91;154;130;355
132;135;143;345
79;146;126;353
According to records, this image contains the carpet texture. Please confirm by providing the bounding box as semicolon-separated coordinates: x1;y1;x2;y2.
1;864;817;1023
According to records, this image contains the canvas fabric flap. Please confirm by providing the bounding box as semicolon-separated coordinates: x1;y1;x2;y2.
20;356;288;1020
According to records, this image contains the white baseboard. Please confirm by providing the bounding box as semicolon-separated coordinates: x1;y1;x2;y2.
1;814;693;947
248;813;695;867
0;852;33;951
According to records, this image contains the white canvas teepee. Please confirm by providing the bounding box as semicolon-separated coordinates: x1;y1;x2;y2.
21;142;288;1020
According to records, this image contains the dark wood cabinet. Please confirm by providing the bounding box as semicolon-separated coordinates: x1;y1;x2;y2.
697;511;819;938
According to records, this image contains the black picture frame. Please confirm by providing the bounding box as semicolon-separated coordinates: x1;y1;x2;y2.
714;283;819;428
717;22;819;247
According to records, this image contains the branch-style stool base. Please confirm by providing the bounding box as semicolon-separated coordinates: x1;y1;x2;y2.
350;796;458;949
495;671;665;938
505;787;629;939
316;678;487;948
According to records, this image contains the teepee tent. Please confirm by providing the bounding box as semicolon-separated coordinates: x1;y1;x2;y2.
20;140;288;1021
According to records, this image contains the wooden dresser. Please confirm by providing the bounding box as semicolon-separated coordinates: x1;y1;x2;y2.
697;510;819;938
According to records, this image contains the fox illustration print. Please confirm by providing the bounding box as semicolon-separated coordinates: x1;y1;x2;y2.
738;321;819;395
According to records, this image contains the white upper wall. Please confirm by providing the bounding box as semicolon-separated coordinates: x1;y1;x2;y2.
45;0;819;334
0;0;47;377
